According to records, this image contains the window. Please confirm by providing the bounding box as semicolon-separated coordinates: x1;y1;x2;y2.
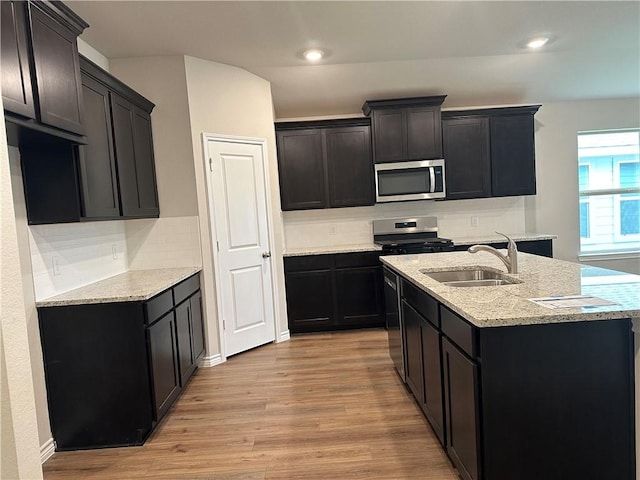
578;130;640;255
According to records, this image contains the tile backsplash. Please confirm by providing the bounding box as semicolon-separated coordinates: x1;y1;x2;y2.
125;216;202;270
29;221;128;300
29;216;202;300
283;197;526;248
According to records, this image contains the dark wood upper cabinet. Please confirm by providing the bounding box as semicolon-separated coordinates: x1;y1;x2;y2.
442;116;491;199
490;113;537;197
1;1;35;119
1;0;88;141
78;74;120;219
442;105;540;200
362;96;446;163
29;1;85;135
325;126;374;208
111;93;159;218
276;119;374;211
276;129;327;210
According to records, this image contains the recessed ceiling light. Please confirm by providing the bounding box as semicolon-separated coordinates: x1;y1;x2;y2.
303;49;324;61
526;36;550;49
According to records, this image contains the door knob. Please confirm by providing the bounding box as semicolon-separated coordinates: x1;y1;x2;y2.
262;252;271;258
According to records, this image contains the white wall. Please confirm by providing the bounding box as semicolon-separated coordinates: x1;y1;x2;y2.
526;97;640;274
184;55;288;354
1;103;43;479
284;197;525;248
77;38;109;71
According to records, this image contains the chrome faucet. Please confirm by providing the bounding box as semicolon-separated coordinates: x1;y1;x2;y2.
468;232;518;274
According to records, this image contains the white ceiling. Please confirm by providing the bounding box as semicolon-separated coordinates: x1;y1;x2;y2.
68;1;640;119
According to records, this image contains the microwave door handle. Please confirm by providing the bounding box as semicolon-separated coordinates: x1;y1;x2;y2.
429;167;436;193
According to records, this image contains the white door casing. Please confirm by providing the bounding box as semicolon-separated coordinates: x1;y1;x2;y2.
204;135;276;357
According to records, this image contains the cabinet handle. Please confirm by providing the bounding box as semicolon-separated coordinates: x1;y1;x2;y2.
262;252;271;258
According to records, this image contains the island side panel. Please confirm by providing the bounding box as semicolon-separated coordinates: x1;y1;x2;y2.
479;318;634;480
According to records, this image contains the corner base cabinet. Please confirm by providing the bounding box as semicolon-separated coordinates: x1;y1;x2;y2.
397;275;634;480
38;272;204;450
284;252;384;333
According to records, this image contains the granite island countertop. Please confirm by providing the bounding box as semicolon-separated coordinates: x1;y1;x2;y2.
36;267;202;307
450;233;556;246
381;251;640;328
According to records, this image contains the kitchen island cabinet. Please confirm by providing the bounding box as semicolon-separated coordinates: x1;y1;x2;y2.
383;252;638;480
37;268;204;450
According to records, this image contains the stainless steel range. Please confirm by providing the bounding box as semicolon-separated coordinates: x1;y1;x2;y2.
375;216;453;382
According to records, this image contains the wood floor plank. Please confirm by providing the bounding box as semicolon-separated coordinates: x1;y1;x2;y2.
42;329;459;480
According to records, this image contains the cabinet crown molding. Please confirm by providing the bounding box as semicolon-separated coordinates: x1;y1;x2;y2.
362;95;447;116
30;0;89;35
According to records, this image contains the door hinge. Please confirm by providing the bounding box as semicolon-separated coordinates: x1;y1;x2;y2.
216;240;219;251
209;158;213;172
222;319;226;330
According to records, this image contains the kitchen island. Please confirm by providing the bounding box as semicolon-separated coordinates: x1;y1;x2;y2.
381;251;639;480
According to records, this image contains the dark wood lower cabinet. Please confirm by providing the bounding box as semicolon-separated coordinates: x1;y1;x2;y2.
284;252;384;334
397;276;634;480
420;318;445;446
148;311;181;420
38;273;203;450
442;337;480;480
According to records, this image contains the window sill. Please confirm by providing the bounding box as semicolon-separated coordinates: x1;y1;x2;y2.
578;251;640;262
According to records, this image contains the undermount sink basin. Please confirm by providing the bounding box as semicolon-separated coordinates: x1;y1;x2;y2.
423;268;522;287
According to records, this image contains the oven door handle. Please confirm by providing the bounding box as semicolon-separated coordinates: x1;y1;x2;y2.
429;167;436;193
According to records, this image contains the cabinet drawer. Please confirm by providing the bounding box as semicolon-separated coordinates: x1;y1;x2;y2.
174;274;200;306
441;306;477;358
145;289;173;325
284;255;333;272
334;251;381;268
402;280;439;328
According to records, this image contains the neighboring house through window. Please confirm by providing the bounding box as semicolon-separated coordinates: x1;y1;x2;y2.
578;130;640;255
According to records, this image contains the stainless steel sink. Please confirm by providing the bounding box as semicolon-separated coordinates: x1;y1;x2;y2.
423;268;522;287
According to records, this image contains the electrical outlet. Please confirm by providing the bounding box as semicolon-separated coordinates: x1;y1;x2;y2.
329;225;337;235
112;244;118;260
471;216;480;228
52;256;61;276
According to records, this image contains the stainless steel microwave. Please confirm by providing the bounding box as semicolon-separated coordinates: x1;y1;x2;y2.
374;159;446;202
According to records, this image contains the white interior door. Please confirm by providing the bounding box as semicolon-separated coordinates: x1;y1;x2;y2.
207;138;276;357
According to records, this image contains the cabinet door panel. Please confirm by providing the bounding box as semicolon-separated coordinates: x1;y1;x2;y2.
490;114;536;196
326;126;374;207
1;1;35;119
407;106;442;160
285;269;334;333
402;301;424;402
443;117;491;199
190;291;205;362
372;109;405;162
78;75;120;218
111;93;159;218
175;300;195;386
422;319;445;446
443;338;480;480
131;106;160;215
147;312;180;420
277;129;327;210
29;3;84;135
335;266;383;327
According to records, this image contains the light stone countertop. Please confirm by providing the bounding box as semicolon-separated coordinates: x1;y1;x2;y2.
283;244;382;257
451;233;557;246
36;267;202;307
381;251;640;328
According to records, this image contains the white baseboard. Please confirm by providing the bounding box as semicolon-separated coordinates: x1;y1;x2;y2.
199;353;223;367
278;330;290;342
40;438;55;464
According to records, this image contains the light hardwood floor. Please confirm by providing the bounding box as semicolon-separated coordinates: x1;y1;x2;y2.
43;329;459;479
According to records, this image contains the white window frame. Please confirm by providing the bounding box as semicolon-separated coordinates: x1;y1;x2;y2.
613;159;640;242
578;163;592;242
